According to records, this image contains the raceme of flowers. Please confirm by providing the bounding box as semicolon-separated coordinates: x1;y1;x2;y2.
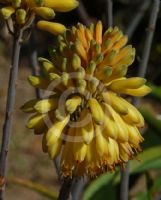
21;21;151;178
0;0;79;34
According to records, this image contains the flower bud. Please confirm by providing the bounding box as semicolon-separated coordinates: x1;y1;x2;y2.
33;7;55;20
0;7;15;19
37;21;66;35
16;9;26;24
43;0;79;12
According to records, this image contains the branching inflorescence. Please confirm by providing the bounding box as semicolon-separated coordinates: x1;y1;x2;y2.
22;21;151;178
0;0;79;34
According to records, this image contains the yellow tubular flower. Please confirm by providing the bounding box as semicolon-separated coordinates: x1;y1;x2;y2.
22;21;151;178
33;7;55;20
0;0;78;33
37;21;66;35
43;0;79;12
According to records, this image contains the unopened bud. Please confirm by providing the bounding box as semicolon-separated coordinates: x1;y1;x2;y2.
16;9;26;24
0;7;15;19
72;54;81;70
34;7;55;20
37;21;66;35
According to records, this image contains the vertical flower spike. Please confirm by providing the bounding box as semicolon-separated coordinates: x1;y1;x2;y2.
22;21;151;178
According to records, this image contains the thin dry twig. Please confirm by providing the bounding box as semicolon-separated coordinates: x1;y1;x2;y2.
105;0;113;27
5;20;14;36
0;17;35;200
139;0;160;78
76;0;91;26
0;29;23;200
120;1;160;199
126;0;150;40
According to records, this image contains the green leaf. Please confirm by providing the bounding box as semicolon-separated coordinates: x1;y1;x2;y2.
82;173;116;200
142;128;161;148
10;177;58;200
136;191;149;200
148;83;161;102
139;106;161;134
139;106;161;147
113;146;161;184
83;146;161;200
132;157;161;173
130;146;161;173
150;176;161;195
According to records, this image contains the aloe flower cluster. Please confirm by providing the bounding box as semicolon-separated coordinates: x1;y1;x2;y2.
22;21;151;177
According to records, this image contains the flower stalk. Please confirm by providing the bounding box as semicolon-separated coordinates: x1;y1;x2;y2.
58;178;73;200
126;0;150;41
76;0;91;26
139;0;160;78
120;163;130;200
105;0;113;27
0;28;23;200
